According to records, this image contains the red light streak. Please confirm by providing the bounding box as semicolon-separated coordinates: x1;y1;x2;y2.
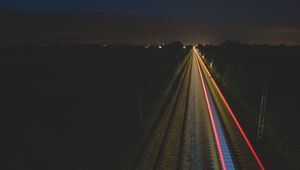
195;55;227;170
194;48;265;170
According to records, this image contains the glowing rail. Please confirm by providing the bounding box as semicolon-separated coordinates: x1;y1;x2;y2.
195;55;227;170
194;48;265;170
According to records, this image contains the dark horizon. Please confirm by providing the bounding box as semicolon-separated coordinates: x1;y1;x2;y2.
1;10;300;45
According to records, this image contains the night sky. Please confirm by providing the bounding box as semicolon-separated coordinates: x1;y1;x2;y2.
1;0;300;44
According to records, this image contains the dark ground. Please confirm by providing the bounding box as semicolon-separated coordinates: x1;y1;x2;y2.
1;43;185;170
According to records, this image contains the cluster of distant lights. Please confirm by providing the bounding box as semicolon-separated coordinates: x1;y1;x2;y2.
145;44;163;49
144;44;189;49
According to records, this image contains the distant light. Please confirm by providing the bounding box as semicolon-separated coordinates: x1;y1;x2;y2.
183;46;186;49
145;44;150;48
158;45;162;49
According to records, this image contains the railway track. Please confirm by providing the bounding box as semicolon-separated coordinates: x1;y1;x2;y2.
136;48;264;170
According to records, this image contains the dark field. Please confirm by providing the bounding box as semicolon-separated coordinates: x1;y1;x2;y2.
1;43;185;169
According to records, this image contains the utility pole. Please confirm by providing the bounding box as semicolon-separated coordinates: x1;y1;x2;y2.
210;56;214;68
140;90;143;128
138;82;144;129
210;50;215;68
257;69;269;143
